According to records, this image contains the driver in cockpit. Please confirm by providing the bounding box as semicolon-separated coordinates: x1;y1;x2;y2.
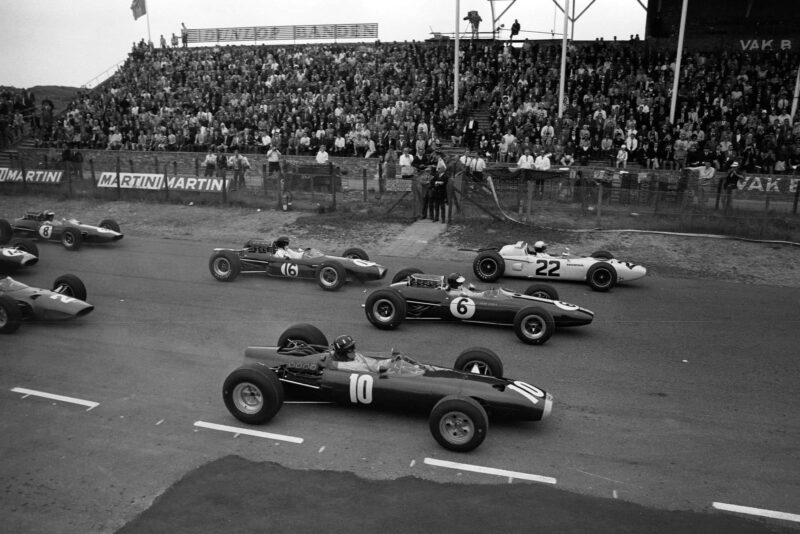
527;240;549;256
445;272;480;296
273;236;304;260
320;335;395;373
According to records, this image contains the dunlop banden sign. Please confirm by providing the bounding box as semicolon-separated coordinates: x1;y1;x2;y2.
0;167;64;183
97;172;227;192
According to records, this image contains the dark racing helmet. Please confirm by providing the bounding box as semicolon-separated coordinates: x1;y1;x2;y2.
44;210;55;221
533;240;547;253
275;236;290;249
333;335;356;360
446;272;466;290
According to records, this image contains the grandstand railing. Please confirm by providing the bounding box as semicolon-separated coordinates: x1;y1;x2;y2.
3;148;798;240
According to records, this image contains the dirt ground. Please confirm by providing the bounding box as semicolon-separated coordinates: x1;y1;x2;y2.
1;196;798;288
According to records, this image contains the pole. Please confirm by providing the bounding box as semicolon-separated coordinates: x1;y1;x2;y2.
145;0;152;45
454;0;460;110
790;61;800;124
558;0;570;118
669;0;689;125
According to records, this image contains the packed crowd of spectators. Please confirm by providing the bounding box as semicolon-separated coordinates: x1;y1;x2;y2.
0;87;37;150
34;37;800;175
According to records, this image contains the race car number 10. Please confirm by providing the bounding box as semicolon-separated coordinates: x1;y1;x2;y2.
450;297;476;319
349;374;373;404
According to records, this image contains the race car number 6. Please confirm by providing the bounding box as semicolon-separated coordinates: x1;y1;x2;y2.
39;225;53;238
450;297;476;319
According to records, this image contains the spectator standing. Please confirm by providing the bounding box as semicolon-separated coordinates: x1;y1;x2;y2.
687;160;715;206
510;19;520;41
399;147;415;179
316;145;329;165
232;150;249;189
216;146;228;184
203;149;216;177
517;148;536;221
721;161;744;210
534;150;551;197
267;146;282;178
430;167;448;223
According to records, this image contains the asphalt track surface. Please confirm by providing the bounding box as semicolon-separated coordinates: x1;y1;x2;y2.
1;236;798;533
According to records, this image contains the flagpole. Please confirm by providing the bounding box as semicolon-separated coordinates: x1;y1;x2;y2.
146;0;152;45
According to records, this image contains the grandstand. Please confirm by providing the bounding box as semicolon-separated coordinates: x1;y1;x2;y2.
2;5;800;221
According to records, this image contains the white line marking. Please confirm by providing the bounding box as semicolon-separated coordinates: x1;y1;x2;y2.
410;459;416;468
193;421;303;444
11;387;98;411
424;458;556;485
155;419;164;426
712;502;800;523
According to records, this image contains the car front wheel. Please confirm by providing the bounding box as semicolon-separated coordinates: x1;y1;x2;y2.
587;262;617;292
316;261;346;291
513;306;555;345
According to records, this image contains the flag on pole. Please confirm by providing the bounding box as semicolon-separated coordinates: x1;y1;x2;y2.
131;0;146;20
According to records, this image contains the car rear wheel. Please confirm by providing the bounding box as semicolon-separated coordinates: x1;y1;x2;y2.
277;323;329;349
0;295;22;334
513;306;555;345
223;365;284;424
61;228;82;251
10;238;38;258
590;250;614;260
342;247;369;261
473;250;504;282
209;251;241;282
429;395;488;452
364;289;406;330
53;274;88;301
391;267;423;284
316;261;346;291
0;219;12;245
454;348;503;377
98;219;121;233
523;283;559;301
587;262;617;292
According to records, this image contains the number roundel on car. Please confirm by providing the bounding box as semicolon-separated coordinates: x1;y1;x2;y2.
352;259;374;267
449;297;476;319
280;263;299;277
39;224;53;239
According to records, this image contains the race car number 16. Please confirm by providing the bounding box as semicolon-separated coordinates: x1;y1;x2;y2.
280;263;299;277
450;297;476;319
39;225;53;238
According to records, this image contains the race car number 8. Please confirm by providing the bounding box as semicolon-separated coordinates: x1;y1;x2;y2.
349;374;373;404
39;225;53;238
450;297;476;319
280;263;299;277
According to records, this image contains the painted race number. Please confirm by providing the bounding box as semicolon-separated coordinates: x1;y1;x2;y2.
280;263;299;277
449;297;476;319
49;294;76;303
535;259;560;277
348;374;373;404
352;259;374;267
2;249;22;256
38;224;53;239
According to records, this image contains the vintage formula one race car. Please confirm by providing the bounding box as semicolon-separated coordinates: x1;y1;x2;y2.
363;269;593;345
472;241;647;292
3;210;123;251
222;323;553;452
209;238;387;291
0;274;94;334
0;238;39;274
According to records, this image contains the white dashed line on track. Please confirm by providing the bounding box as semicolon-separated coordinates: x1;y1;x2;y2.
424;457;557;485
712;502;800;523
11;387;98;411
193;421;304;444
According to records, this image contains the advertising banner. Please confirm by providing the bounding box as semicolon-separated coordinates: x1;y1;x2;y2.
0;167;64;183
97;172;227;192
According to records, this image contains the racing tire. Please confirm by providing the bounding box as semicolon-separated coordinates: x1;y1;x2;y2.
53;274;88;301
277;323;329;349
222;365;285;425
10;238;39;258
316;261;346;291
391;267;423;284
98;219;121;233
523;283;559;301
587;262;617;292
342;247;369;261
0;295;22;334
454;348;503;377
472;250;504;282
364;289;406;330
0;219;11;245
61;228;82;251
429;395;488;452
513;306;555;345
590;250;614;260
209;251;241;282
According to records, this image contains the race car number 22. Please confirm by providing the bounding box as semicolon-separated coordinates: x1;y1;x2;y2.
535;260;560;277
450;297;476;319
